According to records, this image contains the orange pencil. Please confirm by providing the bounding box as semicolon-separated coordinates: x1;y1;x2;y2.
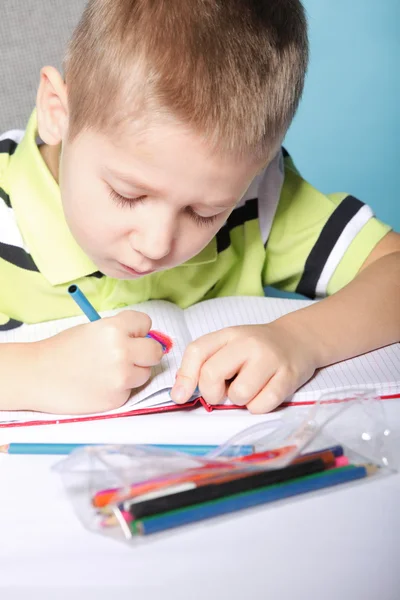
93;464;240;508
92;446;295;508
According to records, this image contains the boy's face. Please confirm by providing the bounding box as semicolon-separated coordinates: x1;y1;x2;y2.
57;118;266;279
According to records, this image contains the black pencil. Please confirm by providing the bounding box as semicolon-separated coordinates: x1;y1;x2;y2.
128;457;327;519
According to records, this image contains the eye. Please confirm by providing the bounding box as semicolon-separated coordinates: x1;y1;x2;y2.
108;188;147;207
185;207;220;227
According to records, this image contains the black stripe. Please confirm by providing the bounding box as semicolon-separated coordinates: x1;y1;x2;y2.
0;241;39;272
216;198;258;253
0;318;23;331
0;187;11;207
296;195;365;299
0;138;18;155
227;198;258;229
88;270;105;279
282;146;289;158
216;227;231;253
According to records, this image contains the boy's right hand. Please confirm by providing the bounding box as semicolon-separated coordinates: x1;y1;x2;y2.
30;311;163;414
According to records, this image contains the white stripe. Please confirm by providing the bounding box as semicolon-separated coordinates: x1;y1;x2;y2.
233;150;283;243
0;129;30;254
239;172;262;208
315;203;374;297
0;129;24;144
257;150;284;244
0;198;30;252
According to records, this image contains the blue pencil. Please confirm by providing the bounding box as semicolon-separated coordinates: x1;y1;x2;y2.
131;464;377;535
0;442;254;457
68;284;101;321
68;284;166;348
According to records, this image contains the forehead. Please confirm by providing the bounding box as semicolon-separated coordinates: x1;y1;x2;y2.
84;116;268;196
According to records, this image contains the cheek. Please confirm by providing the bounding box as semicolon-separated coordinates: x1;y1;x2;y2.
59;160;116;243
174;220;221;262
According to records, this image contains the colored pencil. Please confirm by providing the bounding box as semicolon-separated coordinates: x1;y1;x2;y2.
301;444;344;459
234;445;297;464
94;448;310;509
126;482;196;507
101;510;133;528
129;464;378;536
333;456;349;468
123;452;336;511
231;445;343;468
93;461;244;508
92;447;340;508
68;284;101;321
128;457;330;519
238;448;336;468
0;442;253;456
100;457;349;527
67;283;170;350
102;484;196;527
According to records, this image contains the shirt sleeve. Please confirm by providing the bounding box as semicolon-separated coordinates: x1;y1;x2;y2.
263;151;392;298
0;314;23;330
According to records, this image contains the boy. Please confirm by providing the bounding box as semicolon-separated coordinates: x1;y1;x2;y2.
0;0;398;415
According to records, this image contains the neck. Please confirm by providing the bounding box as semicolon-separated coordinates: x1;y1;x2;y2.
39;143;61;183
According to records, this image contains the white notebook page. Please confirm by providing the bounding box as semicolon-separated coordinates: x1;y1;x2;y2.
0;296;399;424
184;296;400;402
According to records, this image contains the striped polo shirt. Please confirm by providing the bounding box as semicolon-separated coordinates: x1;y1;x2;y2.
0;111;391;331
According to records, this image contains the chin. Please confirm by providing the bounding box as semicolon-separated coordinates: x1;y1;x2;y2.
106;267;133;279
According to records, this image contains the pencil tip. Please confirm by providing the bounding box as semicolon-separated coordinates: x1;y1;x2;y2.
365;463;380;476
0;444;9;453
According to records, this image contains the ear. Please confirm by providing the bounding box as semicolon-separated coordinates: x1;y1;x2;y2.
36;67;69;145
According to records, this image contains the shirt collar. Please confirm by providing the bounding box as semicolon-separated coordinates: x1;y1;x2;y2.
8;110;98;285
7;111;217;286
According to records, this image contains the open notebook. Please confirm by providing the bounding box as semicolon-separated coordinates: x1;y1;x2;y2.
1;295;399;427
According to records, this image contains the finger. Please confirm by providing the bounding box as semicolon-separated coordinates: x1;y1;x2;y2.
227;358;276;407
112;310;152;337
245;368;296;414
171;330;230;404
197;343;248;405
129;337;164;367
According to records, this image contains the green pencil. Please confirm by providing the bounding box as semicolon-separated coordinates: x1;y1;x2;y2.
128;464;377;536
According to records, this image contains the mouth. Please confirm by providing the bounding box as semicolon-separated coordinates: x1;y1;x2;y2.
118;262;155;277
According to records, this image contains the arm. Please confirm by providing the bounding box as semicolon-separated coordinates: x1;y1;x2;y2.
0;342;39;410
279;232;400;367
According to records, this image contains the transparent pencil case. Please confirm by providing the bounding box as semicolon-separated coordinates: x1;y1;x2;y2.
54;389;398;544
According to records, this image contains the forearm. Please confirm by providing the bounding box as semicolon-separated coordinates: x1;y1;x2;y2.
277;251;400;368
0;343;41;410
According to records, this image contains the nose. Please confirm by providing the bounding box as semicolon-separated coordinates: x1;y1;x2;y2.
129;210;175;261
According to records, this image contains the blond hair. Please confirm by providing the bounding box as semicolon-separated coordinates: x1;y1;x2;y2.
65;0;308;157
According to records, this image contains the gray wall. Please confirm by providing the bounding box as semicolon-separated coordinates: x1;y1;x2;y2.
0;0;86;131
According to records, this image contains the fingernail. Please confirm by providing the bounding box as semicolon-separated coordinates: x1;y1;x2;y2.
171;385;187;403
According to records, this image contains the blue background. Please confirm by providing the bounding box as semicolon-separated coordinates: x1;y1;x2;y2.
285;0;399;227
268;0;399;298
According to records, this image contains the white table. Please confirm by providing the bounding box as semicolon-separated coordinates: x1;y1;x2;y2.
1;403;399;600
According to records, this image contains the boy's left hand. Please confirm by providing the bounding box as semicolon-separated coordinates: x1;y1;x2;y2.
170;321;319;413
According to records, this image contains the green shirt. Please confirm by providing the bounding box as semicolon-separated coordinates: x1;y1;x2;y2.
0;111;391;330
